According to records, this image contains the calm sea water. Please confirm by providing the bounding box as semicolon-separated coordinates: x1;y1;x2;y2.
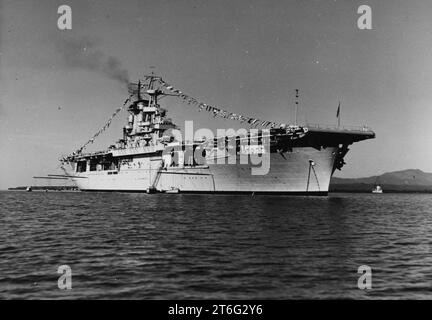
0;191;431;299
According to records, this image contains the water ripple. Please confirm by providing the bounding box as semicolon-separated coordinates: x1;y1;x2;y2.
0;191;431;299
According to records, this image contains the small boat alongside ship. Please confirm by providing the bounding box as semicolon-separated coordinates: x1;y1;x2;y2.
372;185;383;194
60;74;375;195
372;178;383;193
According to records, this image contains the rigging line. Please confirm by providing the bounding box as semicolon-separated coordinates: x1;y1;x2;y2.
70;94;133;156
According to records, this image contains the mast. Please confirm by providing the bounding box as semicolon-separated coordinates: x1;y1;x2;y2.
123;73;176;148
295;89;299;125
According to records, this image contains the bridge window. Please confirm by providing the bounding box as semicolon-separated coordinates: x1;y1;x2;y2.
89;160;98;171
77;161;87;173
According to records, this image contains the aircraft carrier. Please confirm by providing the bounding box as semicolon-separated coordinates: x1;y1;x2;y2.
60;74;375;195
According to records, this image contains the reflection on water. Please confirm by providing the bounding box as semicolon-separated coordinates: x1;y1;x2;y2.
0;191;431;299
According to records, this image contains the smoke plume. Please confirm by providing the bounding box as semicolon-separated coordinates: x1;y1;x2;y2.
56;37;130;88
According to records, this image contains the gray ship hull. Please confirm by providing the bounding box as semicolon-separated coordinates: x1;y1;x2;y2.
69;146;337;194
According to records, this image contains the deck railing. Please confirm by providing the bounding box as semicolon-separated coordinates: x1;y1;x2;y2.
305;123;372;132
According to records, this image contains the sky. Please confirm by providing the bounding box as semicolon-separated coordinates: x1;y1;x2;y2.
1;0;432;189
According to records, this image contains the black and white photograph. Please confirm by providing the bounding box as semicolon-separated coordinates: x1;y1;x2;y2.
0;0;431;307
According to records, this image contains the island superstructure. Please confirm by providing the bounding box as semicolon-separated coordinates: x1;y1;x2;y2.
61;74;375;194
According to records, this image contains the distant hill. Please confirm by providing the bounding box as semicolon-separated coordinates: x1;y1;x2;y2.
330;169;432;193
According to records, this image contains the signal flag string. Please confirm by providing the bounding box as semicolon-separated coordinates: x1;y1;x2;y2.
157;78;295;130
